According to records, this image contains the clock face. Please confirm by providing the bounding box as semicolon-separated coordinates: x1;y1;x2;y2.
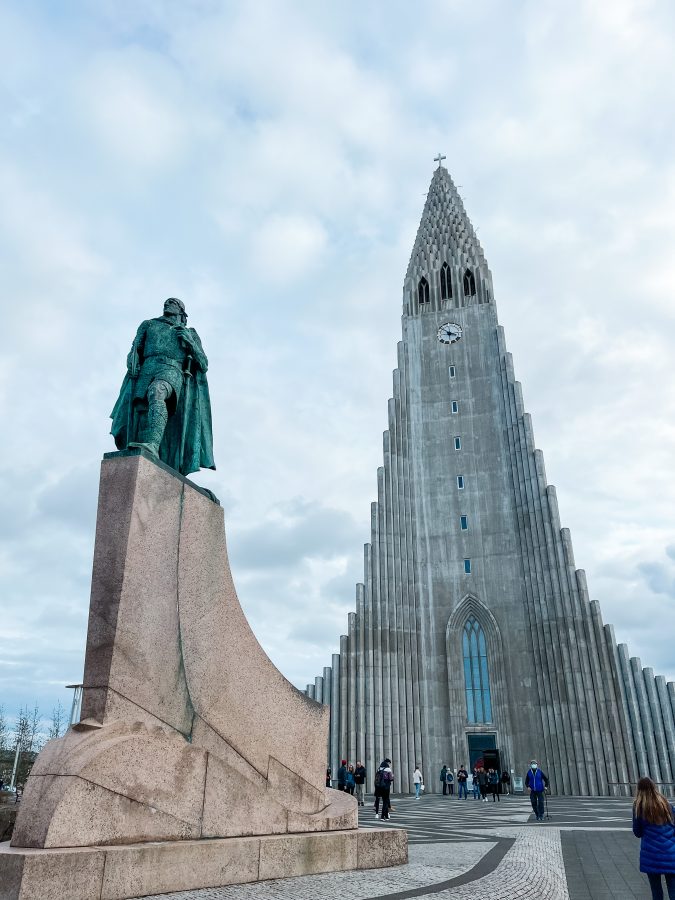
437;322;463;345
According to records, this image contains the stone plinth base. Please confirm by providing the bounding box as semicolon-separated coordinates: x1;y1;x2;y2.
0;828;407;900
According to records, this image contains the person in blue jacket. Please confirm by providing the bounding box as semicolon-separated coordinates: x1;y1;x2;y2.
633;776;675;900
525;760;549;821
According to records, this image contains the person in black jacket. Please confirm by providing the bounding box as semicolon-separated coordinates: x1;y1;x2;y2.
354;761;367;806
374;759;393;820
477;767;489;802
337;759;348;791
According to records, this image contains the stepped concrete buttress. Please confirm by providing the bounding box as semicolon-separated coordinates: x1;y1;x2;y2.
0;451;406;899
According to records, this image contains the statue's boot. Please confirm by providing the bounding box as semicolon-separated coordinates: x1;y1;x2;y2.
130;398;168;458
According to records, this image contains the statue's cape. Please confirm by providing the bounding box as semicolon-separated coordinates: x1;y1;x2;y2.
110;369;215;477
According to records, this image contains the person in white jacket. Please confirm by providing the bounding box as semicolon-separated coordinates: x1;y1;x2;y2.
412;765;424;799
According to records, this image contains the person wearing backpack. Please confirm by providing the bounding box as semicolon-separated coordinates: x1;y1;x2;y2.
440;764;448;795
633;776;675;900
445;767;455;796
374;759;393;820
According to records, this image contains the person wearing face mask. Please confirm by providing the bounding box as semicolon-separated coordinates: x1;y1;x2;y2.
525;760;549;821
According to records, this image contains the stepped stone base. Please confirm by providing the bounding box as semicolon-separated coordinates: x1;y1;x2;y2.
0;828;407;900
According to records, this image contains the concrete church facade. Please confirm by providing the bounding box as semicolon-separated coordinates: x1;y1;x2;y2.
304;165;675;796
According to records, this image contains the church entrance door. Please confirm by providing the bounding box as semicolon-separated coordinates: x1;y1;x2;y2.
467;732;496;770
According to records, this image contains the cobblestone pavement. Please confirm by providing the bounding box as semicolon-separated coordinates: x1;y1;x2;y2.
133;796;643;900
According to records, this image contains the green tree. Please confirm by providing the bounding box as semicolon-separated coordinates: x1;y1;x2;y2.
48;701;66;741
12;704;43;786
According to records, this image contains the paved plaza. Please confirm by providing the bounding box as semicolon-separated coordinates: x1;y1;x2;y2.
132;793;650;900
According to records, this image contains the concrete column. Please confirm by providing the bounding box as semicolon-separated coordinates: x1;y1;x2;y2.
643;668;672;786
386;397;405;791
617;645;649;778
382;433;402;786
323;665;332;767
371;500;385;777
400;344;423;777
314;675;323;705
330;654;340;782
587;598;629;794
604;626;639;793
356;584;367;768
629;657;661;783
656;676;675;791
347;612;357;764
339;634;349;767
307;684;315;700
376;467;392;773
364;542;376;787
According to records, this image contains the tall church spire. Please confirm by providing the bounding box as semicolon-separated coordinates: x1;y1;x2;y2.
405;166;492;314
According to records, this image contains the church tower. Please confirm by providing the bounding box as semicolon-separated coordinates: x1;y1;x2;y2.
305;165;675;796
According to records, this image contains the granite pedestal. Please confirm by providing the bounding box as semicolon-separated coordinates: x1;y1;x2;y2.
0;452;406;898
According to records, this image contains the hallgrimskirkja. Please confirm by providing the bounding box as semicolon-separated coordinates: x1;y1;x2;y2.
305;164;675;797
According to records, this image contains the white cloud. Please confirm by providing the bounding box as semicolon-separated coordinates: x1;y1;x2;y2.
250;213;327;283
77;49;190;170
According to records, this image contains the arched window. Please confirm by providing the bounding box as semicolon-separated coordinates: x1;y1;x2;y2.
440;263;452;301
463;269;476;297
463;616;492;723
418;277;430;304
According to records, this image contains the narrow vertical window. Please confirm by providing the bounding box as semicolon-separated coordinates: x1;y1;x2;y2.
463;616;492;723
460;515;468;530
454;436;461;450
463;558;472;574
449;365;456;378
440;262;452;300
463;269;476;297
457;475;464;489
418;277;430;304
451;401;459;414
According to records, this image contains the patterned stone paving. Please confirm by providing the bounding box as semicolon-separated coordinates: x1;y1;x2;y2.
134;794;646;900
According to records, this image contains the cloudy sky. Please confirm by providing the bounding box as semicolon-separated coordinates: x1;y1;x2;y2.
1;0;674;726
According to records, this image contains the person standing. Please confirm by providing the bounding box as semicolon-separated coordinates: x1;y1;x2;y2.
525;760;549;821
337;759;348;792
374;759;394;820
471;767;481;800
457;764;468;800
632;776;675;900
440;765;449;795
489;768;500;802
445;768;455;796
412;764;424;799
354;761;366;806
346;765;356;795
477;767;489;802
500;770;511;796
326;768;331;788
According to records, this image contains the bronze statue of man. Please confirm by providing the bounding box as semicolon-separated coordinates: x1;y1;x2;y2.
110;298;215;476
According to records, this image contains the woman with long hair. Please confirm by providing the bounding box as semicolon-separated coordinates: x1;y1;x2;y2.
633;777;675;900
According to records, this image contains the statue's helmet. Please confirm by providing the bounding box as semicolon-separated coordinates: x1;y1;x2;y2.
164;297;187;320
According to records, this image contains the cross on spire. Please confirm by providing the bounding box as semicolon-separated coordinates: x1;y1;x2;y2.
434;153;446;169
